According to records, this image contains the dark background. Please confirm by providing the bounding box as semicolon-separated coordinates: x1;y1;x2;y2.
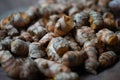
0;0;38;19
0;0;120;80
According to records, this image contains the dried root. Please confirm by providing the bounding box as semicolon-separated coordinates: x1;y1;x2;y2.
46;20;56;32
0;37;12;50
75;26;95;46
96;28;118;45
11;39;29;57
54;15;74;36
0;11;34;30
50;3;71;14
68;5;79;17
29;42;46;59
0;30;7;39
25;6;39;20
103;12;116;29
5;24;19;36
89;10;103;30
39;32;58;46
84;41;99;74
38;2;54;17
27;22;46;41
98;0;111;8
0;15;12;30
46;14;59;32
19;31;33;42
11;12;31;28
0;50;41;80
73;12;89;28
46;37;69;61
19;58;42;80
61;50;86;67
49;14;59;22
35;58;70;78
99;51;117;68
64;36;81;51
0;50;21;78
108;31;120;53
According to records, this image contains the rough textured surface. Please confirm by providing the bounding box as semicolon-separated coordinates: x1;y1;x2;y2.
0;61;120;80
0;0;120;80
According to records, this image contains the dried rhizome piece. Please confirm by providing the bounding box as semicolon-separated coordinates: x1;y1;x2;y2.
11;12;31;28
39;32;59;46
29;42;46;59
99;51;117;68
61;50;86;67
46;14;59;32
83;41;99;74
18;31;33;42
27;22;46;41
46;37;69;61
103;12;116;29
11;39;29;57
0;37;12;50
75;26;95;46
0;50;43;80
35;58;79;80
64;36;81;51
73;12;89;28
89;10;103;30
54;15;74;36
96;28;118;45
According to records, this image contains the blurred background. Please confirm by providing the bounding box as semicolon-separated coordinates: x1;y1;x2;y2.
0;0;38;19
